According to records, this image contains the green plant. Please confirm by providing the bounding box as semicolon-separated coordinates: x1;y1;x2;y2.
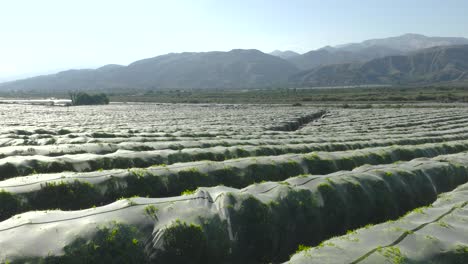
378;246;405;264
154;220;207;263
29;181;101;210
70;92;110;106
181;189;197;196
295;244;311;253
0;190;25;221
144;205;159;221
43;222;148;263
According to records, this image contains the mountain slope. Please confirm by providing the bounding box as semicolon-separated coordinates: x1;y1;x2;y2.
288;45;403;70
289;34;468;70
290;45;468;86
338;33;468;52
0;50;299;91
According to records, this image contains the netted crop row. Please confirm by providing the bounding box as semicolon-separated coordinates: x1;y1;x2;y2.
3;139;468;181
0;104;325;137
1;152;468;263
2;104;468;264
2;140;468;195
266;110;327;131
4;130;468;159
300;109;468;135
2;107;468;149
320;109;458;126
286;181;468;264
312;108;466;127
3;114;468;149
304;116;468;138
2;139;468;200
323;112;468;130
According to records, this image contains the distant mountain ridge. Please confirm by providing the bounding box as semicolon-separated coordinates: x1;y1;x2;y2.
287;45;404;70
1;49;298;91
269;50;301;59
287;33;468;70
337;33;468;52
290;45;468;86
2;33;468;92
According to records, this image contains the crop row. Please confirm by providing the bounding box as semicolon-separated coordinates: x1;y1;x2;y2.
1;152;468;263
2;140;468;181
286;180;468;263
3;129;468;160
3;115;468;149
1;142;468;220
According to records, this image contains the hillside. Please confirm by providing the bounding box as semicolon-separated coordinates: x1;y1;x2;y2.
288;45;403;70
288;33;468;70
338;33;468;52
0;50;298;92
290;45;468;86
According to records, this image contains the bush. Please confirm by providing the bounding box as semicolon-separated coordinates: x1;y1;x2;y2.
70;92;109;106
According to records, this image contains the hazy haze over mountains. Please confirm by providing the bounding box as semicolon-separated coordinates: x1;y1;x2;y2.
2;34;468;92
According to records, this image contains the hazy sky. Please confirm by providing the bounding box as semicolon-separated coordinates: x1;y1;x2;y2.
1;0;467;81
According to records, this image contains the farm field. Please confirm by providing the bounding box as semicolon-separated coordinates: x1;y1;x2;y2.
0;103;468;263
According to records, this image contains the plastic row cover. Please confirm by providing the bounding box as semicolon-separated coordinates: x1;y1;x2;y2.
1;152;468;263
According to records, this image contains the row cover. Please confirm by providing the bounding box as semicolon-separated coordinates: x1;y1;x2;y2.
2;109;468;148
2;142;468;220
2;139;468;181
286;180;468;264
1;152;468;263
266;110;326;131
2;116;468;148
3;129;468;159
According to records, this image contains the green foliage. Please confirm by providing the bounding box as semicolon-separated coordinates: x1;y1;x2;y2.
199;217;231;262
0;162;20;180
378;246;405;264
29;180;101;210
317;182;348;235
295;244;311;253
43;222;148;264
267;189;322;260
70;92;109;106
229;196;274;262
154;220;206;263
181;189;197;196
152;217;231;263
0;190;25;221
124;172;166;198
144;205;159;221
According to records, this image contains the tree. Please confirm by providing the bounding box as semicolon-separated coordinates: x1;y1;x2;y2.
69;92;110;106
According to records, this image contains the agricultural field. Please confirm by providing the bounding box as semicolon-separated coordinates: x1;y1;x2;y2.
0;103;468;263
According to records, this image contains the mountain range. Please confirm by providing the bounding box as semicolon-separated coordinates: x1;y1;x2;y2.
290;45;468;86
1;34;468;92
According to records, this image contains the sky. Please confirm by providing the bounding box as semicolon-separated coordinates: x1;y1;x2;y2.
1;0;467;81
